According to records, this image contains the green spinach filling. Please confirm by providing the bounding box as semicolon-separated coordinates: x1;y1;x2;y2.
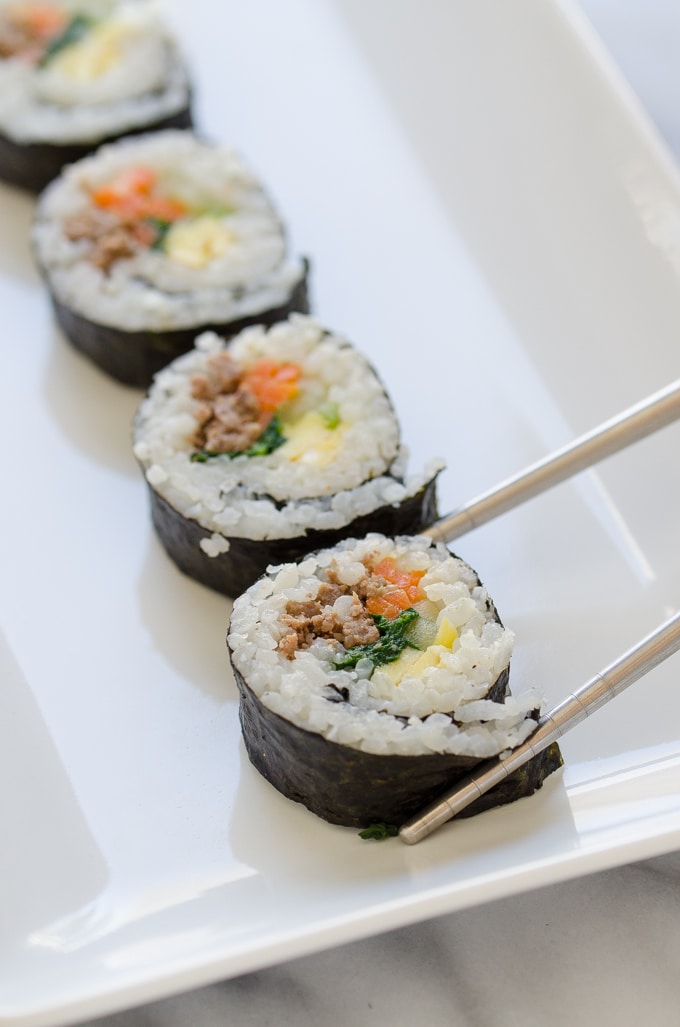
40;14;94;66
334;608;420;671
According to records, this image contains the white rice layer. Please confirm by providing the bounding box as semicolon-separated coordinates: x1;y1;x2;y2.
133;316;443;542
228;534;542;758
0;2;190;143
32;130;305;331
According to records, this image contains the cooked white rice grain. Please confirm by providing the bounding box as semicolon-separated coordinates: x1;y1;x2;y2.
32;130;305;332
134;315;443;542
228;533;542;758
0;1;190;143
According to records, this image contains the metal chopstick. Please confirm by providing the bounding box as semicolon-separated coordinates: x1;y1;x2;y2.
399;611;680;844
423;378;680;545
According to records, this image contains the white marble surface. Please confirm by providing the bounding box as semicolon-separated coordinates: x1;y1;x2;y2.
76;3;680;1024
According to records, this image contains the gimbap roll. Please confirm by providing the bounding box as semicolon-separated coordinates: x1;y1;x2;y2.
227;533;563;828
133;316;442;597
32;130;309;386
0;1;192;193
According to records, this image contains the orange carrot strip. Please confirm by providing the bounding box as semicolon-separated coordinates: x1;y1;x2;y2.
366;596;398;619
367;590;412;619
242;360;301;412
140;195;188;221
11;4;67;36
92;166;157;208
366;557;425;619
372;558;425;596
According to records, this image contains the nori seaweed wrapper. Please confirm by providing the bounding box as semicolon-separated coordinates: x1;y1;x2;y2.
146;469;440;598
231;656;563;829
0;105;193;195
227;541;563;829
48;258;311;388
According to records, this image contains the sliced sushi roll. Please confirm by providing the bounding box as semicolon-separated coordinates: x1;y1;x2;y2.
0;1;192;193
133;316;442;597
32;129;310;386
227;533;563;829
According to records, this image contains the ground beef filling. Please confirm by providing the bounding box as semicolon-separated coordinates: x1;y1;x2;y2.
0;21;36;58
62;208;166;272
64;208;140;271
189;351;269;455
277;561;393;659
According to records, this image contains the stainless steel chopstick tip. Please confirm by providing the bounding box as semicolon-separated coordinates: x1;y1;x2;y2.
399;611;680;844
423;378;680;546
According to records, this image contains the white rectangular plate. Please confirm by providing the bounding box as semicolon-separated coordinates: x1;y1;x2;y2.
2;1;680;1024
